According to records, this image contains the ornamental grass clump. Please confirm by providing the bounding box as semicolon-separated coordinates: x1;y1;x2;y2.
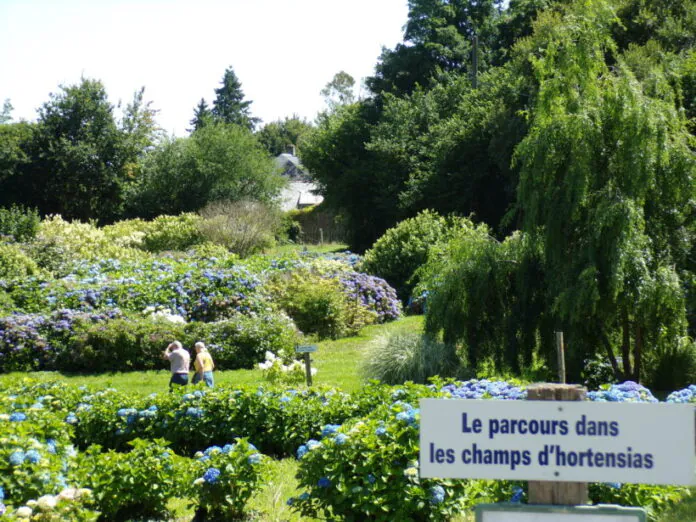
190;439;266;520
362;332;461;385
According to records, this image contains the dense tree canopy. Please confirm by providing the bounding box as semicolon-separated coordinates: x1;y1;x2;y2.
127;122;282;218
256;116;313;156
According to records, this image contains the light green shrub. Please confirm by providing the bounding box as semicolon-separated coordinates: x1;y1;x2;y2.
0;205;40;242
359;210;475;303
361;331;462;384
0;243;41;279
140;213;203;252
268;270;375;339
33;216;145;266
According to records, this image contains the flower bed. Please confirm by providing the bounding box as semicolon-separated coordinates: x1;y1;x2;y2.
0;379;690;521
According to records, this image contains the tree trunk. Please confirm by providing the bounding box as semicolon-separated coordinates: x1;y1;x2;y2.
633;325;643;383
621;310;632;379
601;332;623;380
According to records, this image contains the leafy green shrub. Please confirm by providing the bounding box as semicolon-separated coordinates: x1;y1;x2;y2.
35;216;146;263
589;482;688;522
140;213;203;252
66;315;186;373
0;205;40;242
644;338;696;392
268;269;374;339
76;438;191;521
0;430;79;507
0;243;40;280
190;439;267;520
197;200;282;257
359;211;474;303
582;353;620;390
186;312;300;369
291;397;493;521
362;332;462;384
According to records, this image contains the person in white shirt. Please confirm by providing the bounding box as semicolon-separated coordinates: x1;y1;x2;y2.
163;340;190;392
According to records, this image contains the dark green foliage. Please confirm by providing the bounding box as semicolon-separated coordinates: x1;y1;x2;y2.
127;123;282;218
359;210;471;302
0;204;40;241
256;115;313;156
211;66;259;130
514;1;694;381
645;340;696;393
0;79;159;223
419;228;553;375
65;316;186;373
185;313;300;369
189;97;212;132
300;102;403;251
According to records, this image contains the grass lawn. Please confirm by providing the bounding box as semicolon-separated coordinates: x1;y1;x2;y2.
2;313;692;521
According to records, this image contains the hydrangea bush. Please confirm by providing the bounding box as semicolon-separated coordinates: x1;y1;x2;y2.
190;439;266;520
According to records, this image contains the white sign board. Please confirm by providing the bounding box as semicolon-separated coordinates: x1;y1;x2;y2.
476;504;646;522
419;399;695;485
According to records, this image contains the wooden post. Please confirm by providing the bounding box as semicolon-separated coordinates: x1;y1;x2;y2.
556;331;566;384
304;352;313;387
319;228;324;245
527;384;588;505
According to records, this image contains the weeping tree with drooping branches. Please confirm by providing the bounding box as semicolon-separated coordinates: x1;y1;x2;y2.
513;0;695;382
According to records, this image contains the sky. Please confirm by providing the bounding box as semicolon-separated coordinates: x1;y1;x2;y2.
0;0;409;136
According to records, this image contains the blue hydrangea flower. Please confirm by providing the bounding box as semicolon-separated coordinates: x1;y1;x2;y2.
65;413;78;425
222;444;235;454
334;433;348;445
306;439;320;450
9;412;26;422
367;474;376;484
511;486;524;503
299;492;310;500
296;445;308;459
0;486;4;500
317;477;331;488
286;497;295;506
185;407;203;418
375;426;387;436
0;502;5;516
204;446;222;456
9;450;25;466
430;485;445;504
248;453;262;464
25;450;41;464
321;424;341;438
203;467;221;484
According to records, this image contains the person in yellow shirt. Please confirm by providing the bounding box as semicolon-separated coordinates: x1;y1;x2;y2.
192;341;215;387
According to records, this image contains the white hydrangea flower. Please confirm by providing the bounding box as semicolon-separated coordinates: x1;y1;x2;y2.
37;495;57;510
16;506;33;518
